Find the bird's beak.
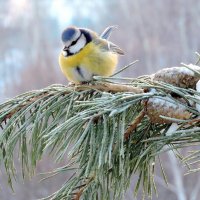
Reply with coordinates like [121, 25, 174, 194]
[63, 46, 68, 51]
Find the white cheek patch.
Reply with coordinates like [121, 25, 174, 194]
[69, 34, 86, 54]
[63, 30, 81, 46]
[73, 30, 81, 41]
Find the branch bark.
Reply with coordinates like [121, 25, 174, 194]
[74, 82, 144, 93]
[124, 109, 146, 140]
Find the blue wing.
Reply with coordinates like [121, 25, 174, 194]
[100, 25, 118, 40]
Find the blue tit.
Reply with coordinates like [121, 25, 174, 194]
[59, 25, 124, 83]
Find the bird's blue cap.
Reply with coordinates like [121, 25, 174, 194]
[61, 27, 76, 42]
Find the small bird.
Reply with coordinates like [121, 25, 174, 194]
[59, 25, 124, 83]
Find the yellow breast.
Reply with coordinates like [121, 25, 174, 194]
[59, 42, 118, 83]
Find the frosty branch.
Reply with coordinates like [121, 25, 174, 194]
[0, 62, 200, 200]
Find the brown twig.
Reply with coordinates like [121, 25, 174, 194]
[73, 176, 94, 200]
[75, 82, 144, 93]
[124, 109, 146, 140]
[185, 118, 200, 125]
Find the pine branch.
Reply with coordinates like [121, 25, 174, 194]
[1, 82, 142, 122]
[124, 109, 146, 140]
[0, 62, 200, 199]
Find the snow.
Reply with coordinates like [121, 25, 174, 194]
[195, 80, 200, 113]
[196, 80, 200, 92]
[179, 64, 200, 76]
[149, 88, 157, 94]
[148, 96, 186, 110]
[166, 123, 179, 136]
[158, 64, 200, 77]
[196, 101, 200, 113]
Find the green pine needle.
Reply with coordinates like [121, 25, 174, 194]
[0, 74, 200, 200]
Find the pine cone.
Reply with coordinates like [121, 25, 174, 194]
[152, 64, 200, 89]
[146, 97, 191, 124]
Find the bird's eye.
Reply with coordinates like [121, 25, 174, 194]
[71, 40, 77, 46]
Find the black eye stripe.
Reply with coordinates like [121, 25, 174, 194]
[69, 29, 92, 47]
[70, 33, 82, 47]
[71, 40, 77, 46]
[65, 32, 88, 57]
[67, 50, 73, 56]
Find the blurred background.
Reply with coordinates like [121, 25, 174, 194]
[0, 0, 200, 199]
